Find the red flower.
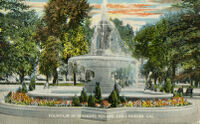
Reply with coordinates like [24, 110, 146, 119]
[101, 100, 109, 107]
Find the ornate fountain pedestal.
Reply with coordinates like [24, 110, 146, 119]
[70, 56, 136, 94]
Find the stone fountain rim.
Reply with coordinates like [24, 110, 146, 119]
[69, 55, 137, 62]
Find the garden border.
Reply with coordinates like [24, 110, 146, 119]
[0, 96, 198, 122]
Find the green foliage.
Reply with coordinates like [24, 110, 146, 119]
[29, 77, 35, 91]
[175, 0, 200, 15]
[88, 94, 96, 107]
[43, 0, 90, 36]
[114, 83, 120, 97]
[72, 95, 80, 106]
[13, 33, 38, 84]
[0, 27, 14, 77]
[153, 84, 158, 89]
[0, 0, 29, 12]
[111, 18, 134, 54]
[109, 90, 120, 107]
[39, 36, 60, 78]
[36, 0, 90, 45]
[159, 86, 164, 92]
[94, 82, 102, 103]
[35, 0, 90, 85]
[83, 18, 94, 45]
[79, 89, 88, 103]
[164, 78, 172, 93]
[134, 0, 200, 84]
[21, 83, 27, 93]
[119, 96, 127, 103]
[173, 91, 183, 97]
[0, 0, 39, 82]
[5, 91, 12, 103]
[62, 26, 88, 59]
[35, 0, 91, 86]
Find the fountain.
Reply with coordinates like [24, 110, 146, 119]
[0, 1, 198, 123]
[27, 0, 172, 100]
[68, 0, 137, 95]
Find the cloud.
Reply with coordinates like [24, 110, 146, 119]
[147, 0, 180, 3]
[91, 3, 153, 9]
[26, 1, 170, 31]
[108, 9, 153, 13]
[25, 2, 46, 8]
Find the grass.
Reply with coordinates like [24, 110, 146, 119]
[0, 82, 83, 86]
[50, 83, 83, 86]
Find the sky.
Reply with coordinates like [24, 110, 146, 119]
[26, 0, 180, 31]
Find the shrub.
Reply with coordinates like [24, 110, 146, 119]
[22, 83, 27, 93]
[5, 91, 12, 103]
[109, 90, 120, 107]
[29, 77, 36, 91]
[114, 83, 120, 97]
[173, 91, 183, 97]
[72, 95, 80, 106]
[153, 84, 158, 92]
[119, 96, 127, 103]
[79, 89, 88, 103]
[160, 86, 164, 92]
[88, 94, 95, 107]
[164, 78, 172, 93]
[94, 82, 102, 103]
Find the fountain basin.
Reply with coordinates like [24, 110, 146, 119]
[0, 98, 198, 124]
[27, 86, 173, 100]
[69, 55, 136, 94]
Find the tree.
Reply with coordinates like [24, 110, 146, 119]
[79, 89, 88, 103]
[94, 82, 102, 103]
[0, 0, 29, 78]
[88, 94, 95, 107]
[111, 18, 135, 53]
[0, 27, 14, 77]
[62, 25, 89, 60]
[62, 26, 89, 85]
[72, 95, 80, 106]
[29, 77, 35, 91]
[0, 0, 28, 12]
[0, 0, 39, 84]
[134, 0, 200, 87]
[108, 90, 120, 107]
[43, 0, 90, 37]
[36, 0, 90, 85]
[134, 19, 169, 85]
[39, 36, 60, 88]
[13, 34, 38, 84]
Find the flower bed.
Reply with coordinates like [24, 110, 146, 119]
[5, 92, 190, 108]
[5, 92, 72, 106]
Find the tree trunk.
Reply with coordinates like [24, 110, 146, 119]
[29, 61, 37, 88]
[53, 69, 58, 85]
[195, 80, 199, 88]
[44, 75, 49, 88]
[19, 71, 25, 84]
[190, 80, 193, 86]
[73, 72, 76, 86]
[154, 77, 157, 85]
[172, 65, 176, 83]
